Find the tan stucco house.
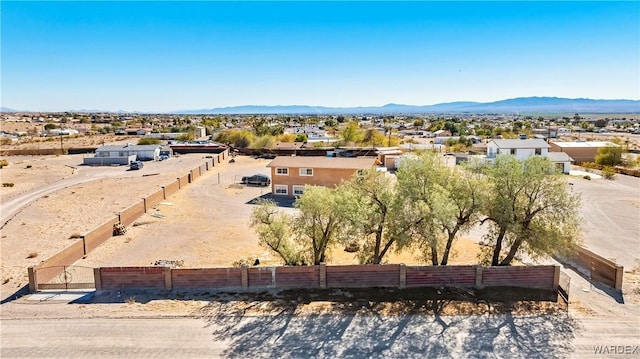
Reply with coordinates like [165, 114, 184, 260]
[266, 156, 379, 196]
[549, 141, 618, 164]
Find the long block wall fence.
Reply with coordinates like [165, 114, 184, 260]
[94, 264, 561, 292]
[28, 150, 229, 292]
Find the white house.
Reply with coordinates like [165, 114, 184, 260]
[487, 139, 550, 161]
[486, 139, 571, 174]
[83, 143, 161, 166]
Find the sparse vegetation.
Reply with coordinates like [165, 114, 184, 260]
[26, 252, 38, 258]
[69, 232, 82, 239]
[137, 137, 161, 145]
[601, 166, 616, 180]
[2, 183, 15, 187]
[0, 159, 8, 168]
[125, 296, 137, 304]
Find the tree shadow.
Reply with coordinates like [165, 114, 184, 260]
[189, 288, 574, 359]
[246, 193, 296, 208]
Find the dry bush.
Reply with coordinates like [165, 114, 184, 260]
[125, 296, 136, 304]
[26, 252, 38, 258]
[69, 232, 82, 239]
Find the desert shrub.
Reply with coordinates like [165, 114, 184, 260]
[602, 166, 616, 180]
[2, 183, 14, 187]
[69, 232, 82, 239]
[595, 145, 623, 166]
[137, 137, 161, 145]
[583, 175, 591, 180]
[0, 138, 12, 146]
[26, 252, 38, 258]
[0, 159, 8, 168]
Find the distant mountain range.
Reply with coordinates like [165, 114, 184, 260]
[176, 97, 640, 115]
[2, 97, 639, 115]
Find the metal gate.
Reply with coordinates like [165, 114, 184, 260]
[35, 266, 95, 290]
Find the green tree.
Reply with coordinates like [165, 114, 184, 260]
[481, 156, 582, 266]
[176, 132, 195, 142]
[292, 186, 352, 264]
[215, 129, 254, 148]
[340, 121, 362, 145]
[294, 133, 308, 143]
[595, 145, 623, 166]
[339, 171, 412, 264]
[250, 200, 306, 265]
[397, 153, 486, 265]
[253, 135, 275, 149]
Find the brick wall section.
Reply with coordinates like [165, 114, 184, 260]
[144, 189, 165, 211]
[99, 267, 166, 289]
[172, 268, 242, 289]
[481, 266, 556, 289]
[275, 266, 320, 288]
[406, 265, 476, 287]
[247, 267, 277, 288]
[326, 264, 400, 288]
[95, 264, 560, 292]
[84, 216, 120, 252]
[119, 201, 145, 227]
[163, 181, 180, 198]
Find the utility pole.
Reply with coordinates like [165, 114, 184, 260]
[60, 133, 64, 154]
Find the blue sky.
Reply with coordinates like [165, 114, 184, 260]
[2, 1, 639, 112]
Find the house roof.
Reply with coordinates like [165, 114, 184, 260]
[547, 152, 573, 162]
[489, 139, 550, 149]
[267, 156, 378, 169]
[550, 141, 618, 148]
[96, 144, 161, 152]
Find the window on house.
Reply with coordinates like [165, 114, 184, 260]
[299, 168, 313, 176]
[276, 168, 289, 175]
[535, 148, 542, 155]
[293, 185, 305, 196]
[274, 185, 288, 195]
[510, 149, 516, 155]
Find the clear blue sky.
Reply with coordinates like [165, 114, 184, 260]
[2, 1, 639, 112]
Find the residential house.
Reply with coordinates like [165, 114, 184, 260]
[549, 141, 619, 164]
[266, 157, 379, 196]
[83, 143, 162, 166]
[486, 138, 572, 174]
[486, 139, 550, 161]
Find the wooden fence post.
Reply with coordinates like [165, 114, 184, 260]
[615, 265, 624, 291]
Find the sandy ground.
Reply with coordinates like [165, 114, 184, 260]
[1, 133, 639, 320]
[73, 155, 482, 269]
[0, 152, 214, 299]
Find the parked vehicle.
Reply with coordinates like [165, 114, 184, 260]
[130, 160, 144, 170]
[241, 174, 271, 186]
